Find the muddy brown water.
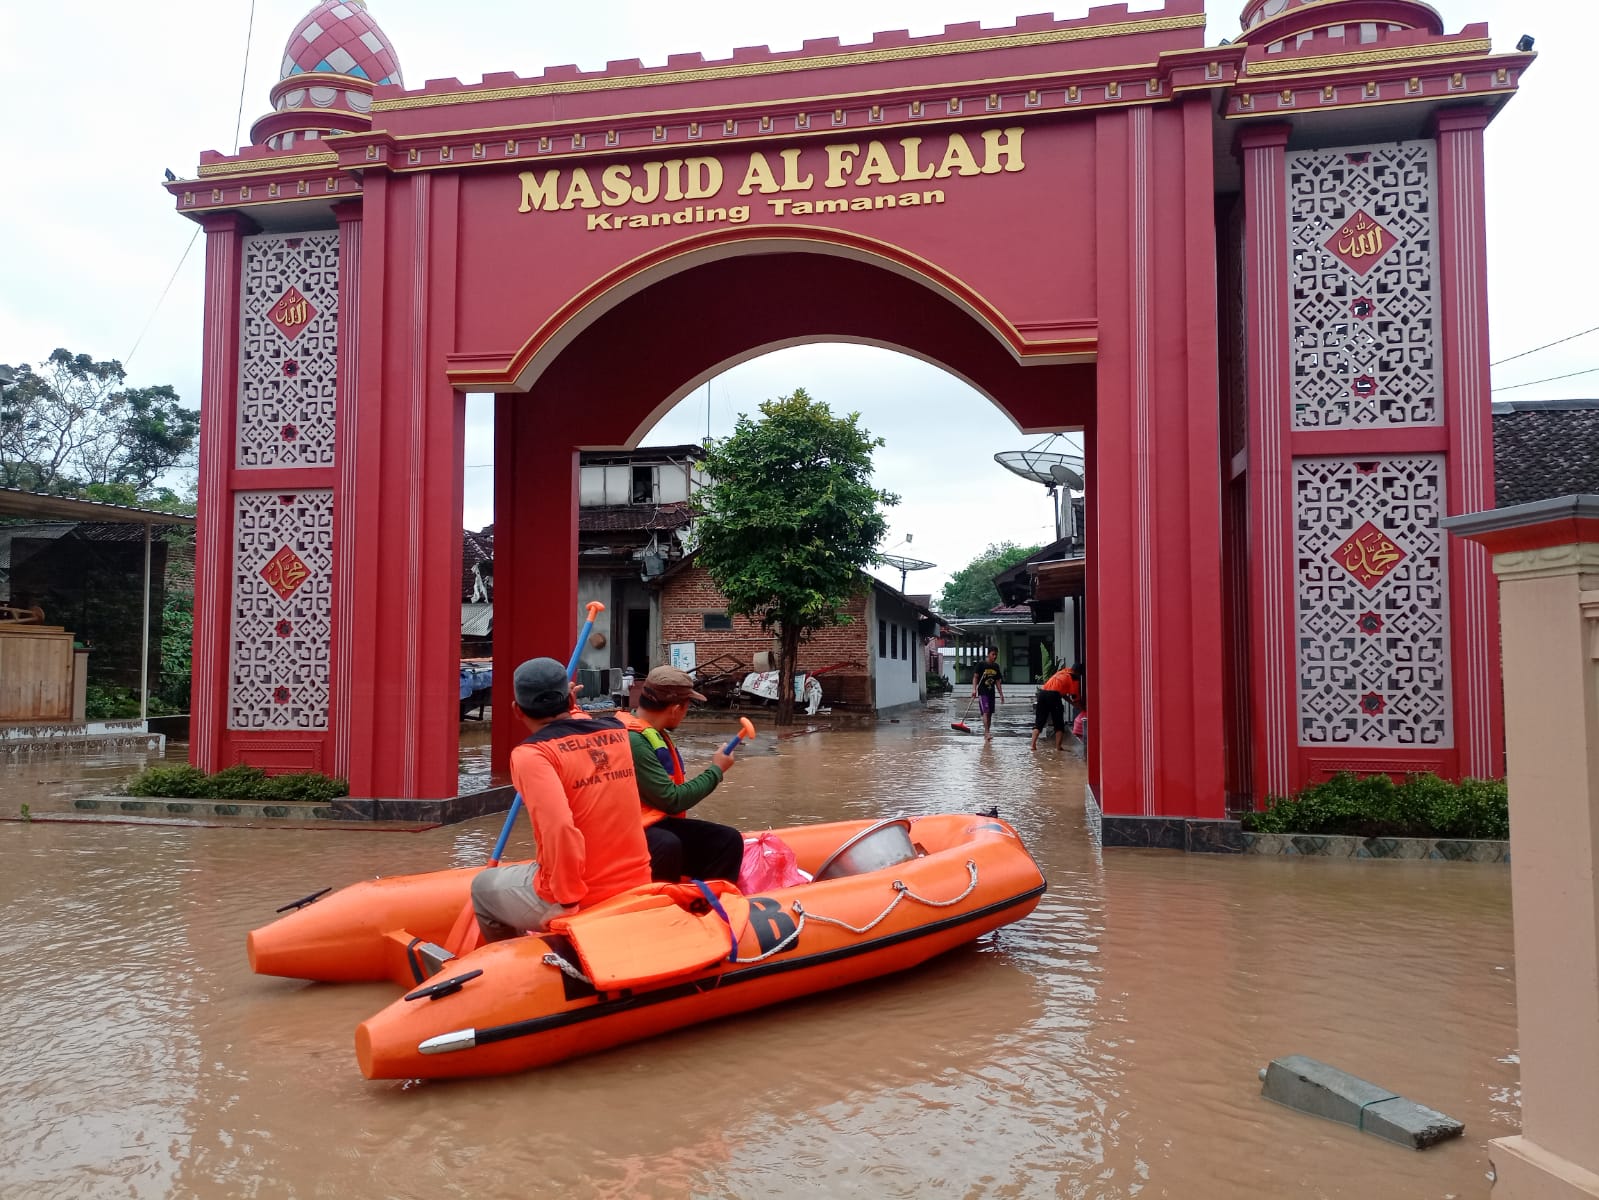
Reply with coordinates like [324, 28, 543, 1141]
[1, 699, 1516, 1198]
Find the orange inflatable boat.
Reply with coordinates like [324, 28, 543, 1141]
[247, 813, 1045, 1079]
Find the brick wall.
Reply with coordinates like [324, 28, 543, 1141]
[659, 564, 871, 707]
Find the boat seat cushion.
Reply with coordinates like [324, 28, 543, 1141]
[550, 881, 751, 991]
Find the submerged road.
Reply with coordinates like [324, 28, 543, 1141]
[0, 695, 1515, 1198]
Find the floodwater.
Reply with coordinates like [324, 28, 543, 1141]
[1, 699, 1517, 1199]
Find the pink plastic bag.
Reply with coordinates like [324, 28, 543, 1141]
[738, 833, 810, 893]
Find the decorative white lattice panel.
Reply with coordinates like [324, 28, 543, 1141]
[1294, 455, 1451, 747]
[237, 232, 340, 467]
[1287, 141, 1439, 428]
[228, 490, 334, 730]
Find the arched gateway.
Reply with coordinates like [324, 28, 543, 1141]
[171, 0, 1526, 828]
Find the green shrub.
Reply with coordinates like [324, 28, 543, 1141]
[125, 764, 210, 798]
[206, 764, 270, 800]
[122, 764, 350, 802]
[85, 684, 142, 720]
[259, 772, 349, 802]
[1242, 772, 1508, 840]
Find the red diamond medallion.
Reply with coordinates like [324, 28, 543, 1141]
[261, 544, 312, 599]
[267, 286, 316, 340]
[1324, 208, 1397, 276]
[1333, 521, 1406, 589]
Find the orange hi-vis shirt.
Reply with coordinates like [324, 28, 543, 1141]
[1041, 668, 1078, 698]
[509, 713, 651, 909]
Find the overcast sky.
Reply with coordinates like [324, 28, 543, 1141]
[2, 0, 1593, 600]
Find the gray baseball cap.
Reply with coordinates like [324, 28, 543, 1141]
[513, 657, 570, 718]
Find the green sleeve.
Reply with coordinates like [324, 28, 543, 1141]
[628, 730, 723, 815]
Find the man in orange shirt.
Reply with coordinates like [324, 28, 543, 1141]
[470, 657, 652, 943]
[1031, 664, 1078, 752]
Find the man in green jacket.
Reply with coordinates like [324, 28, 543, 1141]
[622, 666, 745, 883]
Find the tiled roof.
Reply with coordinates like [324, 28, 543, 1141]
[1493, 401, 1599, 508]
[461, 527, 493, 600]
[578, 502, 693, 533]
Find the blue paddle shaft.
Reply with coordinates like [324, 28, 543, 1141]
[489, 611, 598, 865]
[722, 733, 743, 754]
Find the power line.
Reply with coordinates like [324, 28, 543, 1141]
[124, 231, 200, 365]
[231, 0, 259, 150]
[1491, 365, 1599, 393]
[126, 0, 257, 367]
[1491, 324, 1599, 367]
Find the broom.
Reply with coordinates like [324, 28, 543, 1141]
[951, 694, 977, 734]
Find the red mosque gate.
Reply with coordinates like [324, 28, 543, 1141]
[172, 0, 1526, 829]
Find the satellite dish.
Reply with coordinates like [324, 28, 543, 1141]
[877, 552, 936, 592]
[1048, 461, 1084, 490]
[994, 449, 1085, 487]
[996, 446, 1085, 543]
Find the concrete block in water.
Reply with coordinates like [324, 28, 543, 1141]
[1258, 1055, 1465, 1150]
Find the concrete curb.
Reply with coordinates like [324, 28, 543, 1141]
[1259, 1055, 1465, 1150]
[1241, 831, 1509, 863]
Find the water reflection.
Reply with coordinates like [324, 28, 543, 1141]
[0, 698, 1517, 1198]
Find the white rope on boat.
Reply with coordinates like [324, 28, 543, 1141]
[738, 859, 981, 960]
[543, 951, 591, 986]
[540, 861, 982, 976]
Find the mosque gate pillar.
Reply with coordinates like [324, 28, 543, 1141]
[189, 215, 344, 777]
[1091, 98, 1228, 820]
[340, 171, 467, 801]
[490, 399, 580, 776]
[1434, 106, 1505, 781]
[189, 211, 252, 773]
[1240, 116, 1492, 801]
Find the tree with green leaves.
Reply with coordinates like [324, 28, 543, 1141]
[937, 542, 1040, 616]
[694, 388, 898, 725]
[0, 348, 199, 498]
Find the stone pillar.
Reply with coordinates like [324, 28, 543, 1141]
[1446, 496, 1599, 1200]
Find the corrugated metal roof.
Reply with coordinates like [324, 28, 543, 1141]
[0, 487, 195, 525]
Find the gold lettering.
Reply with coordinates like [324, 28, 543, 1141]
[854, 140, 900, 186]
[815, 198, 848, 213]
[1336, 212, 1385, 259]
[849, 196, 873, 211]
[898, 137, 936, 181]
[778, 148, 813, 191]
[562, 167, 600, 210]
[981, 126, 1025, 174]
[270, 295, 309, 327]
[824, 143, 860, 188]
[738, 152, 781, 196]
[769, 198, 793, 216]
[935, 134, 982, 178]
[518, 169, 562, 212]
[663, 160, 685, 203]
[600, 164, 633, 206]
[790, 200, 814, 215]
[1338, 527, 1401, 582]
[684, 157, 722, 200]
[630, 162, 662, 204]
